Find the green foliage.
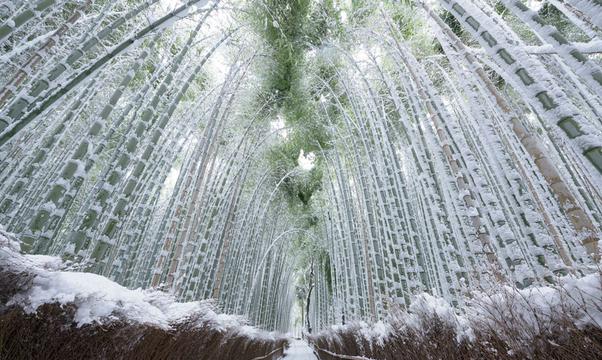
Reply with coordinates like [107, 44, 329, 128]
[491, 1, 585, 45]
[538, 3, 588, 42]
[129, 60, 155, 89]
[492, 2, 538, 45]
[439, 10, 465, 40]
[266, 132, 323, 209]
[373, 2, 441, 57]
[182, 71, 208, 102]
[390, 3, 419, 40]
[304, 0, 347, 46]
[246, 0, 343, 213]
[247, 0, 312, 99]
[348, 0, 378, 26]
[494, 1, 508, 16]
[247, 0, 344, 100]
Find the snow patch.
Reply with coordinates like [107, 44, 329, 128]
[298, 149, 316, 171]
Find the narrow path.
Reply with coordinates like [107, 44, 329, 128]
[281, 339, 318, 360]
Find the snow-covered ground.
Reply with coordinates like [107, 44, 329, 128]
[281, 339, 318, 360]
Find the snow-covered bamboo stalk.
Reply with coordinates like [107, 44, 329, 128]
[0, 0, 91, 107]
[0, 0, 58, 42]
[499, 0, 602, 98]
[423, 3, 589, 266]
[437, 0, 601, 258]
[0, 0, 216, 146]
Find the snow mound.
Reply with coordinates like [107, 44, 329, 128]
[0, 227, 266, 334]
[407, 293, 475, 342]
[318, 272, 602, 346]
[467, 274, 602, 335]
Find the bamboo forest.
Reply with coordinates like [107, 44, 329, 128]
[0, 0, 601, 359]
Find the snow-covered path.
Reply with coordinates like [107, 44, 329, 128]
[281, 339, 318, 360]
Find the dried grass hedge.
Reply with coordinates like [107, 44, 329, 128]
[0, 268, 287, 360]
